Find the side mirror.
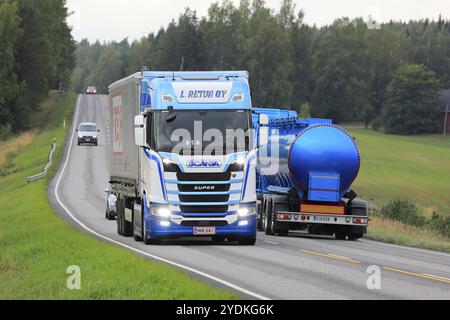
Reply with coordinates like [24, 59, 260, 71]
[134, 115, 146, 147]
[75, 129, 78, 132]
[105, 188, 109, 193]
[98, 129, 100, 132]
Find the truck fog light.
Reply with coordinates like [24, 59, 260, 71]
[157, 208, 171, 218]
[238, 220, 249, 226]
[160, 221, 171, 227]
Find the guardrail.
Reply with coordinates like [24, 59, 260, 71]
[27, 138, 56, 183]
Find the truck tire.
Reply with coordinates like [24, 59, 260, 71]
[347, 199, 368, 241]
[335, 231, 347, 240]
[348, 233, 363, 241]
[256, 201, 264, 232]
[238, 237, 256, 246]
[133, 203, 143, 242]
[272, 202, 290, 236]
[263, 198, 274, 235]
[117, 198, 132, 237]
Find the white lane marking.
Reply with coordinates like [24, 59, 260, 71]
[54, 96, 270, 301]
[264, 241, 279, 245]
[422, 274, 450, 281]
[361, 239, 450, 258]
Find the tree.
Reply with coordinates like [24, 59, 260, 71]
[311, 18, 373, 123]
[382, 64, 441, 135]
[0, 1, 22, 136]
[244, 3, 293, 107]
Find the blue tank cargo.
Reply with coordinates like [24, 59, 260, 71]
[253, 108, 368, 241]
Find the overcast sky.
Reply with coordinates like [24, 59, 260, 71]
[66, 0, 450, 43]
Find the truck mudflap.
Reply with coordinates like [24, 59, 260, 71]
[275, 212, 368, 227]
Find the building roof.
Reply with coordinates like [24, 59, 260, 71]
[439, 89, 450, 112]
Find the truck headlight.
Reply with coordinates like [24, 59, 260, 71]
[154, 207, 171, 218]
[238, 206, 256, 217]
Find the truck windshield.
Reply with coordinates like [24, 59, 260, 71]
[149, 110, 252, 155]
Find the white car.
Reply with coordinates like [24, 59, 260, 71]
[77, 122, 99, 146]
[105, 186, 117, 220]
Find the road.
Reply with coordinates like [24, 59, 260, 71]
[49, 94, 450, 300]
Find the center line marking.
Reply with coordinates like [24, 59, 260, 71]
[383, 267, 450, 284]
[301, 250, 361, 264]
[422, 274, 450, 281]
[264, 241, 279, 245]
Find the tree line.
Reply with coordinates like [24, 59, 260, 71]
[0, 0, 75, 138]
[73, 0, 450, 134]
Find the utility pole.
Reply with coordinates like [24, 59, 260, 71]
[444, 103, 449, 136]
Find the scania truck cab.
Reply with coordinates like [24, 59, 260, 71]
[108, 71, 267, 245]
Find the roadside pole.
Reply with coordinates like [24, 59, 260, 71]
[444, 104, 449, 136]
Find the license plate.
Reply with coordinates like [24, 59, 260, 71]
[85, 139, 90, 141]
[313, 216, 332, 222]
[193, 227, 216, 235]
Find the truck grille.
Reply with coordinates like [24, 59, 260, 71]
[180, 205, 229, 214]
[181, 221, 228, 227]
[177, 171, 231, 182]
[179, 194, 229, 203]
[166, 162, 244, 216]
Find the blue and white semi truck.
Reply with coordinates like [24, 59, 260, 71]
[253, 108, 369, 240]
[108, 71, 268, 245]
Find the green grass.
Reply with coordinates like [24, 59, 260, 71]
[367, 215, 450, 253]
[346, 126, 450, 217]
[0, 92, 237, 300]
[343, 125, 450, 252]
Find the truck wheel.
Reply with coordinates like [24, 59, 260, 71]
[238, 237, 256, 246]
[256, 202, 263, 232]
[263, 200, 274, 235]
[272, 202, 290, 236]
[117, 198, 132, 237]
[347, 233, 363, 241]
[335, 231, 347, 240]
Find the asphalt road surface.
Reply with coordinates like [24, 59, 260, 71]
[49, 94, 450, 300]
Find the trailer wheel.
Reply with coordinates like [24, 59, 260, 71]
[347, 233, 363, 241]
[272, 202, 290, 236]
[335, 231, 347, 240]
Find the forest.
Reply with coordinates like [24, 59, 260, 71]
[0, 0, 75, 137]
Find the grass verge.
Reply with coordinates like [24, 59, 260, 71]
[367, 216, 450, 253]
[345, 126, 450, 252]
[0, 92, 237, 299]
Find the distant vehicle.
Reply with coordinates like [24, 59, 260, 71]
[86, 86, 97, 94]
[105, 186, 117, 220]
[76, 122, 99, 146]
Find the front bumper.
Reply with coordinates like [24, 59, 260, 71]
[78, 137, 97, 144]
[146, 215, 257, 239]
